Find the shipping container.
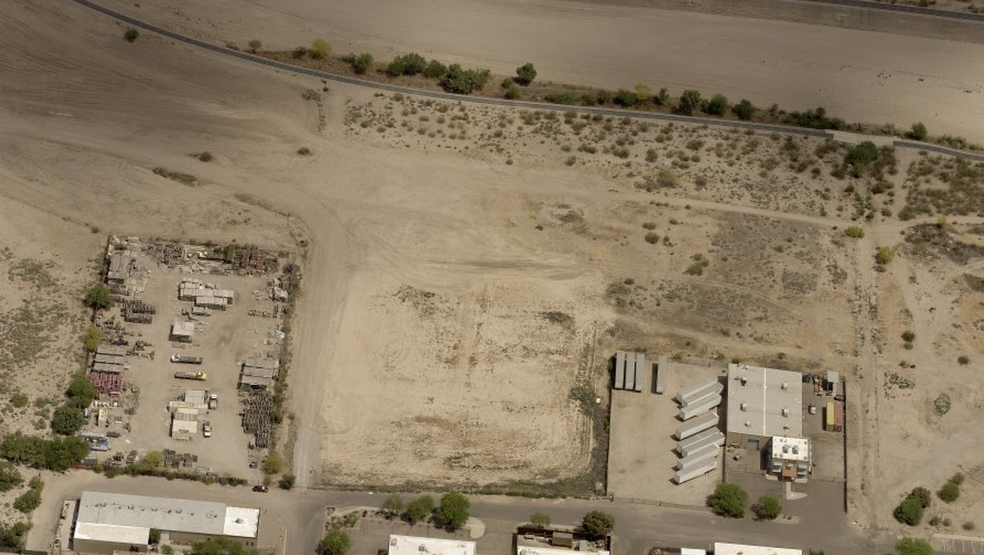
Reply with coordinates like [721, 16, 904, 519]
[675, 411, 718, 440]
[675, 428, 722, 455]
[678, 394, 722, 420]
[633, 352, 646, 392]
[673, 460, 718, 484]
[655, 356, 667, 394]
[676, 445, 719, 471]
[825, 401, 835, 431]
[678, 431, 725, 458]
[614, 351, 626, 390]
[676, 376, 721, 405]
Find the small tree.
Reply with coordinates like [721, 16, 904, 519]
[247, 40, 262, 53]
[844, 226, 865, 238]
[704, 93, 729, 116]
[709, 482, 747, 518]
[504, 84, 520, 100]
[733, 99, 756, 121]
[530, 511, 550, 528]
[654, 87, 670, 106]
[135, 451, 163, 473]
[515, 63, 537, 86]
[310, 39, 331, 59]
[398, 53, 427, 75]
[263, 452, 284, 474]
[908, 122, 928, 141]
[278, 474, 295, 490]
[581, 511, 615, 537]
[381, 494, 404, 517]
[124, 28, 139, 42]
[51, 405, 85, 435]
[0, 462, 22, 492]
[939, 481, 959, 503]
[437, 492, 470, 530]
[754, 496, 782, 520]
[84, 284, 113, 310]
[612, 89, 637, 107]
[321, 530, 350, 555]
[67, 374, 98, 407]
[902, 330, 916, 343]
[896, 537, 933, 555]
[846, 141, 880, 176]
[149, 528, 162, 544]
[635, 84, 652, 104]
[423, 60, 448, 79]
[894, 497, 924, 526]
[386, 57, 406, 77]
[351, 53, 374, 74]
[13, 489, 41, 513]
[404, 495, 434, 524]
[677, 90, 703, 115]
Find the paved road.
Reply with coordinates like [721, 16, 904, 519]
[65, 0, 984, 163]
[797, 0, 984, 22]
[33, 472, 890, 555]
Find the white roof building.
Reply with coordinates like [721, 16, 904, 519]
[388, 535, 476, 555]
[714, 543, 802, 555]
[725, 363, 802, 440]
[771, 436, 810, 463]
[518, 546, 611, 555]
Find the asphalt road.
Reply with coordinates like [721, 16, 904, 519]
[796, 0, 984, 22]
[64, 0, 984, 164]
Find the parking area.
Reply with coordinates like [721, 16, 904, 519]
[607, 359, 725, 505]
[83, 238, 292, 480]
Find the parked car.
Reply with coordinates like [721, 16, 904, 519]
[252, 485, 268, 493]
[202, 421, 212, 438]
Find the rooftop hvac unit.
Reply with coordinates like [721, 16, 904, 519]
[740, 377, 748, 386]
[740, 403, 748, 411]
[782, 408, 789, 417]
[781, 382, 789, 390]
[744, 421, 751, 428]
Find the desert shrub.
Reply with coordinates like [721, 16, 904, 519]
[0, 462, 22, 492]
[704, 93, 729, 116]
[396, 53, 427, 75]
[908, 122, 928, 141]
[291, 46, 307, 59]
[321, 530, 350, 555]
[13, 488, 41, 513]
[382, 494, 404, 516]
[149, 528, 161, 544]
[612, 89, 637, 107]
[197, 151, 213, 162]
[709, 482, 747, 518]
[84, 283, 113, 310]
[846, 141, 880, 176]
[876, 246, 894, 265]
[909, 487, 932, 508]
[896, 537, 933, 555]
[844, 226, 865, 238]
[439, 64, 490, 94]
[385, 57, 406, 77]
[677, 89, 703, 115]
[965, 521, 976, 530]
[515, 63, 537, 85]
[733, 99, 756, 121]
[309, 39, 331, 59]
[754, 496, 782, 520]
[635, 84, 652, 104]
[191, 537, 262, 555]
[645, 233, 659, 244]
[902, 330, 916, 343]
[437, 492, 470, 530]
[278, 474, 295, 490]
[784, 106, 846, 130]
[297, 147, 311, 155]
[423, 60, 448, 78]
[951, 473, 965, 485]
[530, 512, 550, 528]
[247, 40, 261, 53]
[9, 393, 28, 409]
[654, 87, 670, 106]
[939, 481, 959, 503]
[404, 495, 434, 524]
[51, 404, 85, 435]
[124, 28, 139, 42]
[958, 355, 970, 365]
[581, 511, 615, 536]
[0, 522, 31, 549]
[894, 497, 924, 526]
[545, 91, 579, 105]
[657, 168, 679, 188]
[350, 53, 373, 74]
[504, 85, 520, 100]
[263, 452, 284, 474]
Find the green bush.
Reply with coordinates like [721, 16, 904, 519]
[437, 491, 470, 530]
[908, 122, 928, 141]
[709, 482, 747, 518]
[902, 330, 916, 343]
[504, 84, 520, 100]
[190, 537, 262, 555]
[13, 489, 41, 513]
[0, 433, 89, 471]
[677, 90, 703, 115]
[350, 53, 374, 74]
[67, 374, 97, 408]
[635, 84, 652, 104]
[51, 404, 85, 435]
[9, 392, 28, 409]
[84, 283, 113, 310]
[545, 91, 578, 105]
[704, 93, 729, 116]
[909, 487, 932, 508]
[385, 57, 406, 77]
[612, 89, 637, 107]
[0, 462, 22, 492]
[846, 141, 880, 176]
[876, 246, 894, 265]
[278, 474, 295, 490]
[124, 28, 139, 42]
[0, 522, 31, 549]
[939, 481, 959, 503]
[754, 496, 782, 520]
[321, 530, 350, 555]
[844, 226, 865, 238]
[247, 40, 261, 53]
[397, 53, 427, 75]
[515, 62, 537, 85]
[896, 537, 933, 555]
[403, 495, 434, 524]
[423, 60, 448, 79]
[309, 39, 331, 59]
[530, 511, 550, 528]
[733, 99, 756, 121]
[581, 511, 615, 537]
[654, 87, 670, 106]
[263, 452, 283, 474]
[381, 494, 404, 516]
[149, 528, 162, 544]
[894, 497, 924, 526]
[439, 64, 490, 94]
[784, 106, 846, 130]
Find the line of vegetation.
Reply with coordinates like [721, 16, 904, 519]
[252, 45, 982, 153]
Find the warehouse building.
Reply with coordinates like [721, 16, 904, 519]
[388, 535, 476, 555]
[714, 543, 802, 555]
[71, 491, 259, 554]
[725, 363, 803, 450]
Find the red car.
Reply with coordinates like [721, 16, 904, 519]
[252, 485, 268, 493]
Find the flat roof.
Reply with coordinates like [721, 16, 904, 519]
[725, 363, 802, 438]
[388, 535, 476, 555]
[714, 543, 802, 555]
[771, 436, 810, 462]
[75, 491, 258, 539]
[518, 547, 610, 555]
[73, 522, 149, 546]
[171, 321, 195, 336]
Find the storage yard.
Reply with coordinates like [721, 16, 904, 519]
[81, 237, 297, 479]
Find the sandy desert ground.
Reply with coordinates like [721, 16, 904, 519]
[93, 0, 984, 144]
[4, 0, 984, 541]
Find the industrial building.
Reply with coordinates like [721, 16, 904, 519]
[517, 545, 611, 555]
[725, 363, 803, 449]
[388, 535, 476, 555]
[768, 436, 811, 482]
[714, 543, 802, 555]
[71, 491, 259, 554]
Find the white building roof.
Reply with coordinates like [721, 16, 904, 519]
[171, 321, 195, 337]
[222, 506, 260, 538]
[725, 363, 802, 438]
[73, 522, 149, 545]
[714, 543, 802, 555]
[389, 535, 476, 555]
[518, 547, 610, 555]
[771, 436, 810, 463]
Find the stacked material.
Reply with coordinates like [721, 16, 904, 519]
[612, 351, 647, 392]
[673, 375, 724, 484]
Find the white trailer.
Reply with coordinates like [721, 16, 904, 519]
[655, 356, 667, 394]
[678, 394, 722, 420]
[632, 352, 646, 393]
[675, 444, 720, 471]
[675, 428, 722, 455]
[677, 379, 723, 406]
[678, 431, 725, 458]
[675, 411, 718, 440]
[614, 351, 626, 390]
[673, 460, 718, 485]
[624, 353, 636, 391]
